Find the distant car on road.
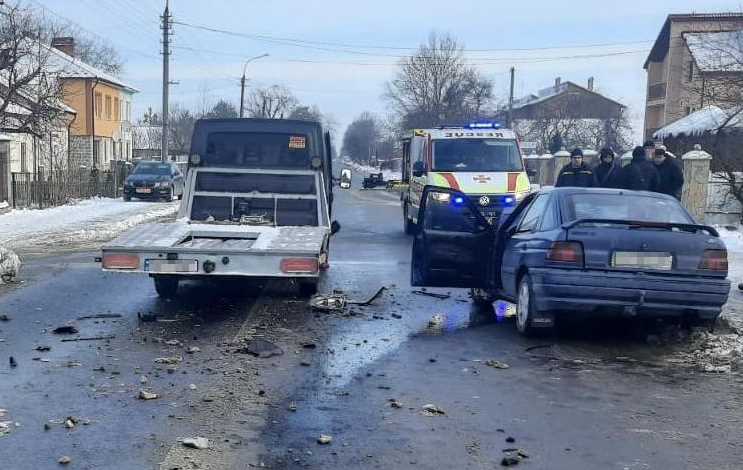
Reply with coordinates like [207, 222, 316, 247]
[123, 161, 184, 202]
[340, 168, 352, 189]
[362, 172, 386, 189]
[411, 187, 730, 335]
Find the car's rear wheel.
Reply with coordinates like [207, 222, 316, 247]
[153, 276, 179, 299]
[517, 274, 539, 336]
[470, 288, 496, 306]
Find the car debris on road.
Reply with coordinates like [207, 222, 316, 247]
[182, 437, 210, 449]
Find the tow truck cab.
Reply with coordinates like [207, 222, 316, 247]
[401, 122, 531, 234]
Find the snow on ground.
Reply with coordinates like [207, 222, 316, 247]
[346, 161, 402, 181]
[0, 198, 179, 253]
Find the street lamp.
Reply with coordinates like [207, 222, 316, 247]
[240, 53, 269, 118]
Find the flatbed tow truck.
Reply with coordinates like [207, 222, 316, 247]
[99, 118, 339, 298]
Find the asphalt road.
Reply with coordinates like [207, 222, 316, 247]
[1, 183, 743, 469]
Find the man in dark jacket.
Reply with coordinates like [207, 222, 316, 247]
[653, 148, 684, 199]
[555, 148, 595, 187]
[594, 147, 621, 188]
[619, 146, 660, 191]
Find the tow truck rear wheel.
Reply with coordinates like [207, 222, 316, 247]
[153, 276, 179, 299]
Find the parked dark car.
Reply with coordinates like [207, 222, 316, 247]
[123, 161, 185, 201]
[411, 187, 730, 335]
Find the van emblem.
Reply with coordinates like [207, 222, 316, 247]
[479, 196, 491, 206]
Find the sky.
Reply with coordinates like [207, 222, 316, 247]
[29, 0, 742, 142]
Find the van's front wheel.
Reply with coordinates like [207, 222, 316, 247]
[153, 276, 179, 299]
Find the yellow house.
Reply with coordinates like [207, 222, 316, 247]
[48, 37, 139, 170]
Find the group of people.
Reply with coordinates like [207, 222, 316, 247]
[554, 141, 684, 199]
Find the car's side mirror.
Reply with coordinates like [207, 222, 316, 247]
[412, 161, 426, 177]
[331, 220, 341, 235]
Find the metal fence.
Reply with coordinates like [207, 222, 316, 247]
[11, 162, 132, 209]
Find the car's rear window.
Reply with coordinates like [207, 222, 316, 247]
[564, 194, 693, 224]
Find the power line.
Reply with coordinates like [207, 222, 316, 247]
[170, 45, 648, 66]
[173, 19, 652, 53]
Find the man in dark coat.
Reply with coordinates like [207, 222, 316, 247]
[653, 148, 684, 199]
[594, 147, 621, 188]
[619, 146, 660, 191]
[555, 148, 595, 187]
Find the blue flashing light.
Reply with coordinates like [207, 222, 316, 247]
[453, 196, 465, 205]
[465, 121, 501, 130]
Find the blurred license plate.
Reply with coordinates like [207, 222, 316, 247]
[145, 259, 198, 273]
[612, 252, 672, 270]
[136, 188, 152, 194]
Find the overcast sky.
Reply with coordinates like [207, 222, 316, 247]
[31, 0, 740, 141]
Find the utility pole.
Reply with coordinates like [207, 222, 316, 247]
[160, 0, 171, 161]
[239, 53, 269, 118]
[507, 66, 515, 128]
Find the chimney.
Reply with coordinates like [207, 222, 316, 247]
[554, 77, 562, 90]
[52, 37, 75, 56]
[587, 77, 595, 91]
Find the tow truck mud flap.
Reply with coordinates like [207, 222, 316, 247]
[145, 259, 199, 273]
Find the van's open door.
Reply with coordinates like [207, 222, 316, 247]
[411, 187, 495, 288]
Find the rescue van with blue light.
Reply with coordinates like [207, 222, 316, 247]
[400, 122, 531, 234]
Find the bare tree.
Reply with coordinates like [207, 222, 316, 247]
[0, 5, 69, 138]
[342, 112, 390, 164]
[204, 99, 238, 119]
[245, 85, 298, 119]
[385, 32, 494, 129]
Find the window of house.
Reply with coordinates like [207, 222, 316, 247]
[105, 96, 112, 120]
[95, 92, 103, 118]
[20, 142, 27, 173]
[114, 98, 120, 121]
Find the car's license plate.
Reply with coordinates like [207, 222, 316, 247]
[145, 259, 198, 273]
[612, 252, 673, 270]
[136, 188, 152, 194]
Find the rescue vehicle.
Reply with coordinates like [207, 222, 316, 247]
[400, 122, 531, 233]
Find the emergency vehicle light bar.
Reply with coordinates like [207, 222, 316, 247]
[465, 121, 501, 129]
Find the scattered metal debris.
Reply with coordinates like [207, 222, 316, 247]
[485, 360, 510, 369]
[76, 314, 123, 320]
[60, 335, 115, 342]
[412, 290, 450, 300]
[52, 326, 79, 335]
[421, 404, 446, 416]
[317, 434, 333, 445]
[154, 356, 182, 365]
[138, 390, 159, 400]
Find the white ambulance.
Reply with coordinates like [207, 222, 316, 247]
[401, 122, 531, 233]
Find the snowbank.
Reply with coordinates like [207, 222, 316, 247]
[654, 105, 743, 139]
[0, 197, 178, 252]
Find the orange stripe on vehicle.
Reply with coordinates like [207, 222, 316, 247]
[507, 173, 519, 192]
[440, 173, 461, 191]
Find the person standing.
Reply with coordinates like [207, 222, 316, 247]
[644, 140, 656, 160]
[555, 148, 595, 187]
[619, 146, 660, 191]
[594, 147, 621, 188]
[653, 148, 684, 199]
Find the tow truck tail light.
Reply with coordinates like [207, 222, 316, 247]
[546, 241, 584, 265]
[280, 258, 319, 274]
[699, 249, 728, 272]
[102, 253, 140, 270]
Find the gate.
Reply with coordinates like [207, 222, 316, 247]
[0, 143, 9, 204]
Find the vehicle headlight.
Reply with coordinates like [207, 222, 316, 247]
[430, 192, 451, 204]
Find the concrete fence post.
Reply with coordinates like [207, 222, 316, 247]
[552, 148, 571, 184]
[681, 144, 712, 223]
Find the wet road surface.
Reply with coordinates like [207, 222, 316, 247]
[1, 183, 743, 469]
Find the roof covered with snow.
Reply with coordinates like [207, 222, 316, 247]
[653, 105, 743, 139]
[44, 43, 138, 93]
[685, 30, 743, 73]
[511, 81, 624, 110]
